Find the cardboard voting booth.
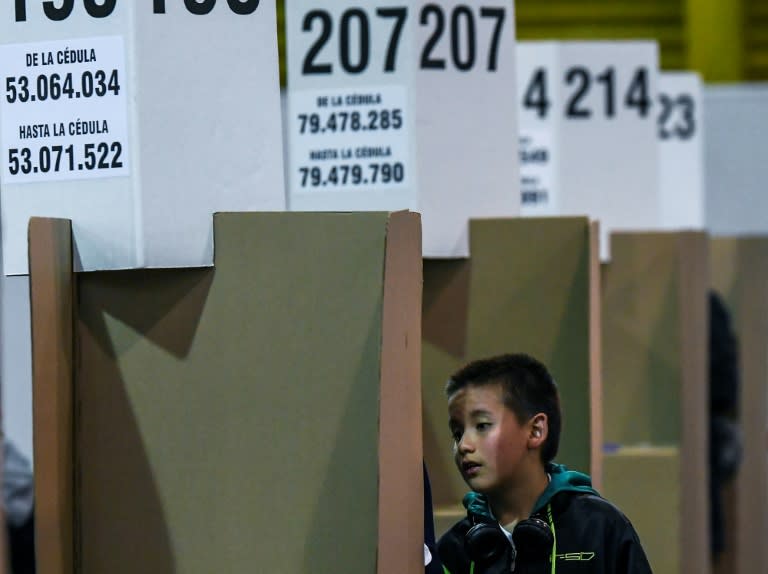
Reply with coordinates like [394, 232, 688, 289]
[0, 0, 287, 496]
[285, 0, 520, 257]
[710, 237, 768, 574]
[422, 217, 602, 535]
[30, 212, 423, 574]
[0, 3, 285, 274]
[601, 232, 709, 574]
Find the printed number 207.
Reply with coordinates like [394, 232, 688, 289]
[302, 4, 507, 75]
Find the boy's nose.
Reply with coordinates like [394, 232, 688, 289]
[457, 435, 475, 454]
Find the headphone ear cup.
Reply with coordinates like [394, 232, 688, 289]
[465, 522, 511, 565]
[512, 516, 554, 560]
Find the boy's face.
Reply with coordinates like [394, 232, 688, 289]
[448, 382, 534, 495]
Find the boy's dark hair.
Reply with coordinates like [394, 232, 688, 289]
[446, 353, 561, 463]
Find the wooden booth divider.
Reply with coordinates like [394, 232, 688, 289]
[601, 232, 709, 574]
[710, 237, 768, 574]
[29, 212, 423, 574]
[422, 217, 602, 536]
[29, 218, 75, 574]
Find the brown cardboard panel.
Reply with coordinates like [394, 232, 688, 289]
[72, 212, 411, 574]
[378, 211, 423, 574]
[603, 232, 710, 574]
[76, 267, 213, 359]
[711, 237, 768, 574]
[423, 259, 471, 358]
[422, 260, 473, 507]
[589, 221, 604, 491]
[423, 217, 595, 521]
[603, 448, 680, 574]
[602, 234, 682, 445]
[467, 219, 593, 471]
[422, 259, 472, 506]
[433, 507, 464, 540]
[28, 217, 75, 574]
[714, 481, 737, 574]
[76, 268, 213, 574]
[677, 233, 710, 574]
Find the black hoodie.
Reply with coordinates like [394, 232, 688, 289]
[437, 464, 653, 574]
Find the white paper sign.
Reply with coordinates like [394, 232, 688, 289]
[0, 2, 284, 274]
[517, 42, 559, 215]
[1, 36, 129, 185]
[658, 72, 704, 229]
[287, 4, 416, 212]
[286, 1, 519, 257]
[289, 86, 410, 195]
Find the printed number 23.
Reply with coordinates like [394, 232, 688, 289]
[658, 94, 695, 140]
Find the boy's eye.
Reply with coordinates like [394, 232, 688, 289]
[476, 422, 491, 432]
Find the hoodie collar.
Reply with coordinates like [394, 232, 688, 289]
[462, 463, 599, 519]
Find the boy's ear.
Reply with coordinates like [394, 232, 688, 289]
[528, 413, 548, 450]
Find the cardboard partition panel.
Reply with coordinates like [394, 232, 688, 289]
[710, 237, 768, 574]
[30, 212, 423, 574]
[603, 447, 679, 574]
[601, 232, 709, 574]
[28, 217, 74, 574]
[422, 217, 600, 535]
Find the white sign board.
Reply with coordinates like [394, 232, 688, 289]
[286, 1, 519, 257]
[286, 4, 416, 212]
[559, 42, 660, 259]
[413, 0, 518, 256]
[704, 85, 768, 234]
[657, 72, 704, 230]
[516, 41, 661, 259]
[0, 2, 284, 274]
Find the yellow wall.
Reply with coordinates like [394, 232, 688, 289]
[277, 0, 761, 84]
[517, 0, 758, 82]
[685, 0, 744, 81]
[517, 2, 687, 70]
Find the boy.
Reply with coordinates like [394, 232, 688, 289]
[437, 354, 652, 574]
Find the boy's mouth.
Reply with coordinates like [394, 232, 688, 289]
[462, 461, 482, 476]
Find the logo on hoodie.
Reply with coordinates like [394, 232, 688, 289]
[556, 552, 596, 561]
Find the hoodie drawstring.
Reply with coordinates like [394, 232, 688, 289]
[547, 503, 557, 574]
